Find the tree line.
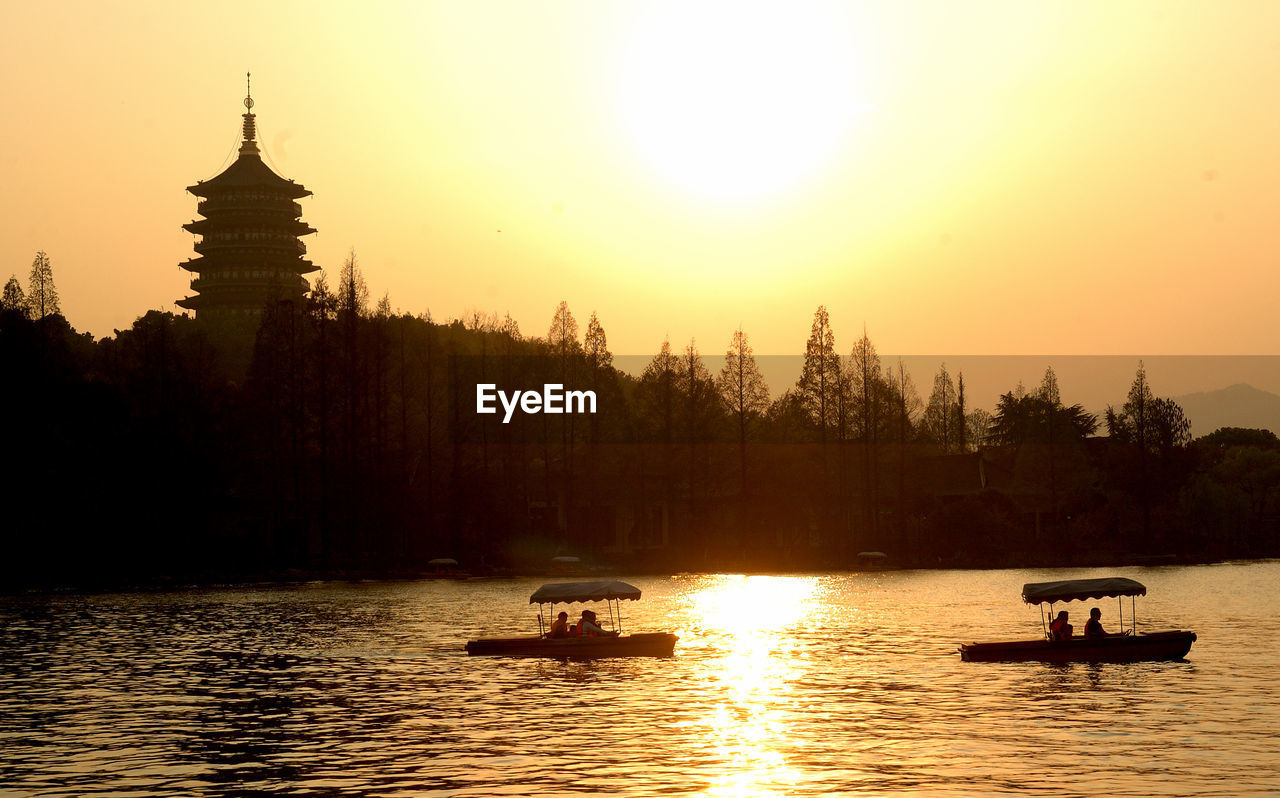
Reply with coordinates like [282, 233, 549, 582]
[2, 252, 1278, 587]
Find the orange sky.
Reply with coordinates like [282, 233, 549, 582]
[3, 1, 1279, 357]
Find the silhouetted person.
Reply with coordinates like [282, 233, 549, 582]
[1050, 610, 1073, 641]
[1084, 607, 1107, 638]
[574, 609, 617, 638]
[548, 611, 569, 638]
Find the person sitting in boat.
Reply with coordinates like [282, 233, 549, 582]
[1084, 607, 1107, 638]
[548, 611, 570, 638]
[1050, 610, 1073, 641]
[573, 609, 618, 638]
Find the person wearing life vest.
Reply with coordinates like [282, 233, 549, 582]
[548, 611, 570, 638]
[1049, 610, 1073, 641]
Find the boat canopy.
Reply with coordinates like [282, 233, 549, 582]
[530, 581, 642, 604]
[1022, 577, 1147, 605]
[428, 558, 458, 566]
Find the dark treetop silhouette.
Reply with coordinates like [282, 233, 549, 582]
[3, 287, 1278, 590]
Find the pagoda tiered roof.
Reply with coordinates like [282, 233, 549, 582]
[182, 217, 316, 236]
[186, 154, 311, 199]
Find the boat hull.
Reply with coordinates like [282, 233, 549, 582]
[465, 632, 678, 659]
[960, 630, 1196, 663]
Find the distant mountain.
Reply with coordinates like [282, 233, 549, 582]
[1172, 383, 1280, 438]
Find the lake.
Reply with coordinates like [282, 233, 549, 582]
[2, 562, 1277, 796]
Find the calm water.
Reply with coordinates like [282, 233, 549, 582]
[2, 563, 1277, 796]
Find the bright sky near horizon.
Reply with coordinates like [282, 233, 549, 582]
[3, 1, 1279, 356]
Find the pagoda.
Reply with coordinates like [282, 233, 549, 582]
[177, 75, 317, 318]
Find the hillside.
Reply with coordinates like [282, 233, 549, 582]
[1173, 383, 1280, 438]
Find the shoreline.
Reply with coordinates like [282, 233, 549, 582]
[6, 553, 1274, 596]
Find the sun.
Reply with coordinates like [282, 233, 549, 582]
[616, 2, 867, 204]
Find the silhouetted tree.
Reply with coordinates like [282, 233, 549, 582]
[989, 389, 1097, 447]
[638, 337, 678, 443]
[965, 408, 992, 450]
[583, 312, 610, 372]
[1105, 362, 1192, 538]
[717, 327, 769, 495]
[885, 358, 923, 515]
[1106, 363, 1190, 450]
[337, 250, 368, 553]
[547, 300, 580, 356]
[2, 276, 26, 316]
[798, 306, 840, 443]
[923, 363, 957, 451]
[850, 329, 884, 442]
[1040, 365, 1061, 404]
[338, 250, 369, 318]
[420, 309, 438, 544]
[987, 367, 1098, 536]
[27, 251, 60, 319]
[1196, 427, 1280, 450]
[677, 339, 717, 525]
[583, 311, 612, 446]
[308, 272, 338, 554]
[637, 337, 680, 547]
[543, 301, 581, 525]
[850, 328, 887, 539]
[885, 359, 922, 445]
[765, 388, 812, 442]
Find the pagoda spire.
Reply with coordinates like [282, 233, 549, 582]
[239, 71, 259, 155]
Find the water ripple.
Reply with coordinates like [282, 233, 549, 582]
[2, 565, 1279, 795]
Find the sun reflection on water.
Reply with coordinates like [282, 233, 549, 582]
[686, 575, 820, 797]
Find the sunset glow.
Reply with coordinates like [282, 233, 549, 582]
[5, 4, 1280, 796]
[617, 2, 866, 203]
[689, 576, 819, 796]
[3, 1, 1279, 354]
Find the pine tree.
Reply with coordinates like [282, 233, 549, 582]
[798, 305, 841, 443]
[583, 311, 612, 446]
[583, 311, 611, 371]
[337, 249, 368, 318]
[924, 363, 957, 451]
[850, 327, 885, 538]
[27, 251, 60, 319]
[676, 339, 717, 437]
[1, 275, 27, 316]
[677, 339, 717, 521]
[850, 327, 884, 443]
[500, 312, 522, 342]
[639, 337, 679, 443]
[638, 337, 680, 545]
[1039, 366, 1061, 405]
[718, 327, 770, 492]
[547, 300, 580, 356]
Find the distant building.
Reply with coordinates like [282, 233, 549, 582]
[177, 75, 317, 318]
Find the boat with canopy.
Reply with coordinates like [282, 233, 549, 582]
[959, 577, 1196, 663]
[464, 580, 678, 658]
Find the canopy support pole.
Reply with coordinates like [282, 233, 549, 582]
[1132, 595, 1137, 635]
